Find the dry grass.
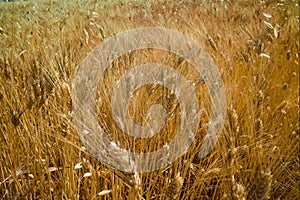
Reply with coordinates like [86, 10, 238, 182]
[0, 0, 299, 199]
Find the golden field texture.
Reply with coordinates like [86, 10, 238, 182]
[0, 0, 299, 199]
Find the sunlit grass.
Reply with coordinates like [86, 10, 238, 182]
[0, 0, 299, 199]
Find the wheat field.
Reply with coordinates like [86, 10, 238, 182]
[0, 0, 299, 199]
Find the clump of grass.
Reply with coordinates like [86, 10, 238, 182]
[0, 0, 299, 199]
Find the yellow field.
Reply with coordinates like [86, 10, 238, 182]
[0, 0, 299, 199]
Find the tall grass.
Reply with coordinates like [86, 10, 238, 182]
[0, 0, 299, 199]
